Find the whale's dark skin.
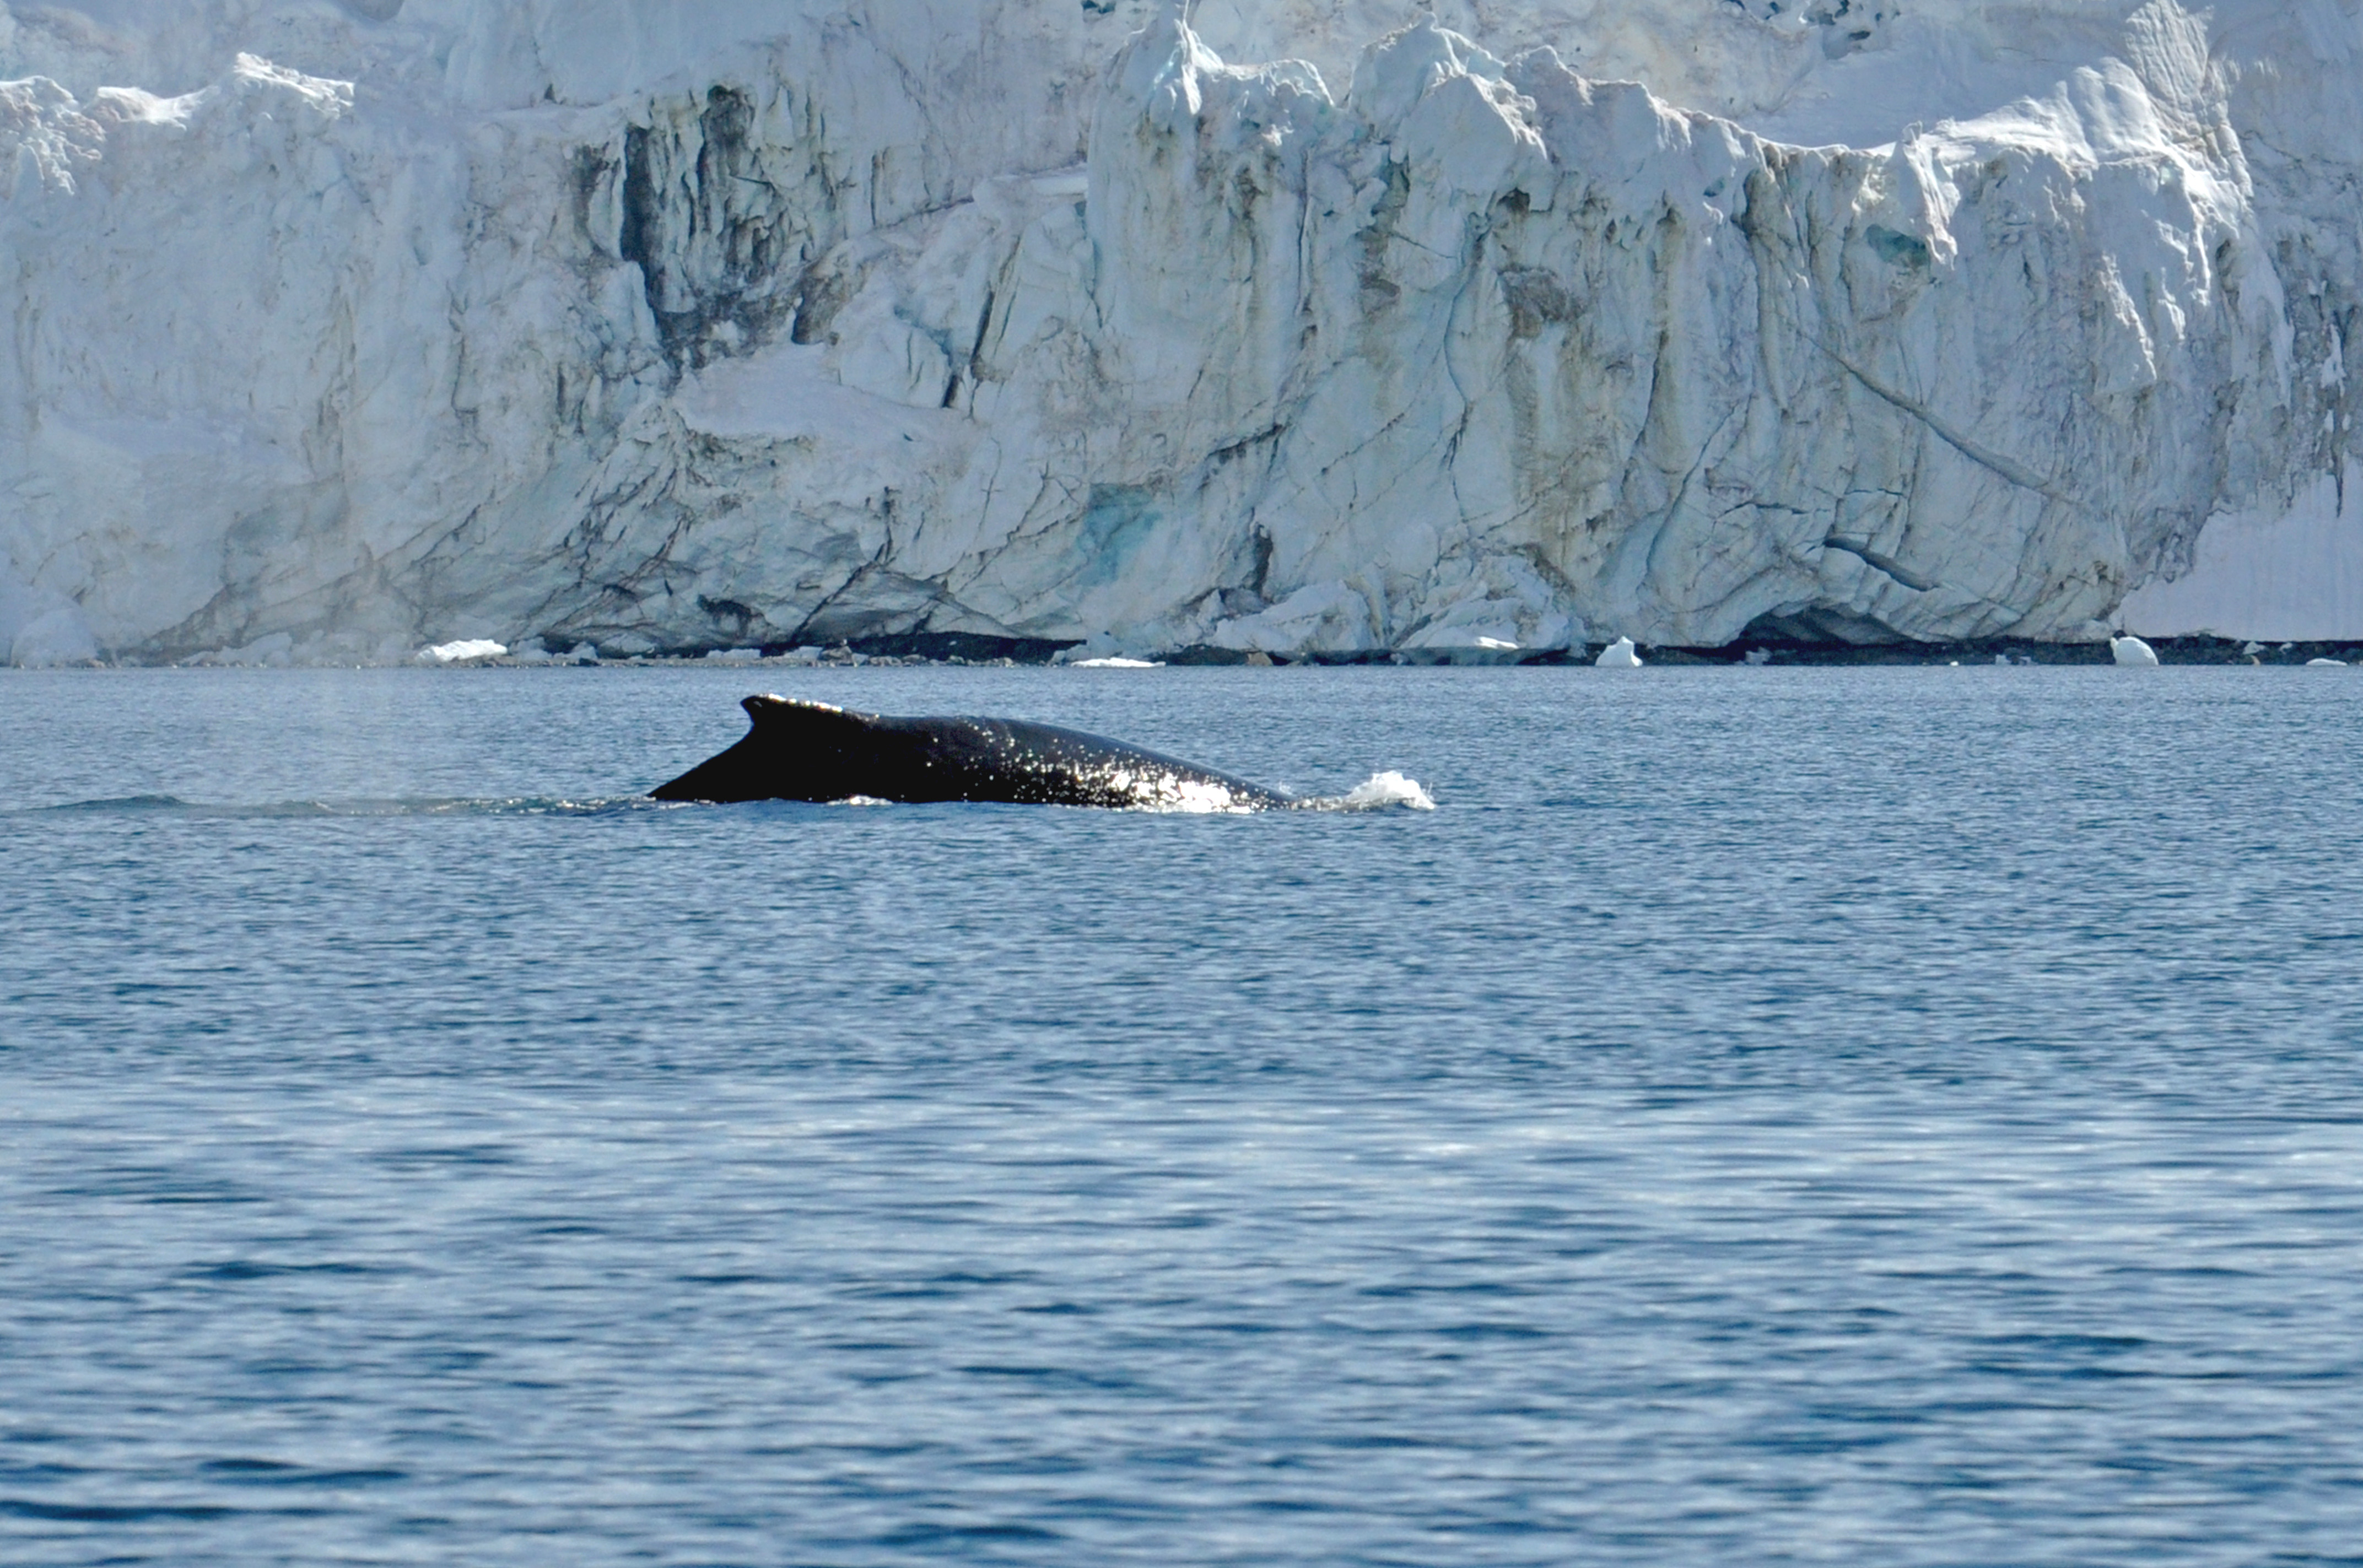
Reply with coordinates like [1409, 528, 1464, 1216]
[651, 694, 1290, 809]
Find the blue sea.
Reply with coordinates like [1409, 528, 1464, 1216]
[4, 663, 2362, 1566]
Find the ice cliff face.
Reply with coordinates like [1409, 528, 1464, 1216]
[1, 0, 2358, 663]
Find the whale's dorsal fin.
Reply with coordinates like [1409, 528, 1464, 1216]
[741, 694, 878, 732]
[651, 695, 888, 801]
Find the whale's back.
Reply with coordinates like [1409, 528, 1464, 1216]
[650, 695, 1282, 809]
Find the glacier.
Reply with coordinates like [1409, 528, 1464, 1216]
[2, 0, 2361, 664]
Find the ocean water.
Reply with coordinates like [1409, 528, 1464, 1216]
[4, 663, 2362, 1566]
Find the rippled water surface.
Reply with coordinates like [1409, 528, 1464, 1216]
[4, 663, 2362, 1565]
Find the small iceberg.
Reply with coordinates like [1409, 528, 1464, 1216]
[2110, 635, 2159, 667]
[418, 639, 507, 664]
[1070, 656, 1165, 668]
[1595, 636, 1643, 668]
[2306, 657, 2349, 667]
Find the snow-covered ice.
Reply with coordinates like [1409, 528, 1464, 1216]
[418, 639, 508, 664]
[5, 1, 2363, 664]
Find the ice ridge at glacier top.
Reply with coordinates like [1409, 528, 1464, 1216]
[3, 0, 2361, 665]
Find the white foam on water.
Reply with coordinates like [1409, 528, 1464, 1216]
[1331, 771, 1438, 812]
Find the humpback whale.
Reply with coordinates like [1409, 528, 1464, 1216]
[651, 695, 1290, 809]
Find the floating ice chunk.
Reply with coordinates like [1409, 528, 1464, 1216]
[1596, 637, 1643, 668]
[2110, 635, 2160, 667]
[2242, 641, 2267, 656]
[1994, 653, 2012, 666]
[1070, 656, 1165, 668]
[2306, 657, 2348, 667]
[705, 647, 763, 662]
[418, 639, 507, 664]
[1744, 650, 1772, 666]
